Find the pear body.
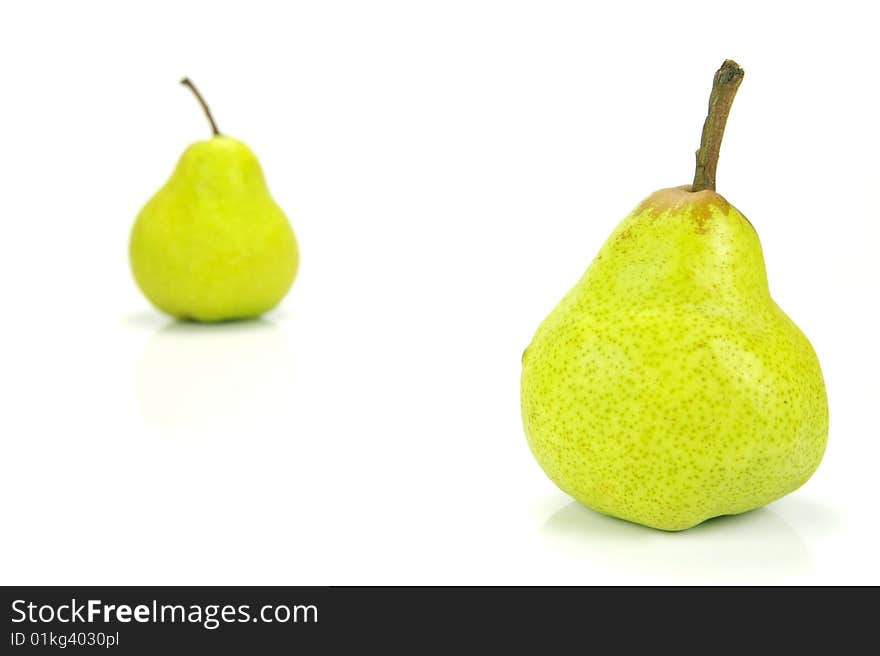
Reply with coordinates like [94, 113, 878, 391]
[130, 136, 298, 322]
[521, 187, 828, 531]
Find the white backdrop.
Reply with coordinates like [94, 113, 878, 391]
[0, 1, 877, 584]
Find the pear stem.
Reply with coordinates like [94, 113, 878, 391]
[180, 77, 221, 136]
[692, 60, 744, 192]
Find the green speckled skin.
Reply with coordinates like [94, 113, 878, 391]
[521, 187, 828, 531]
[130, 136, 298, 322]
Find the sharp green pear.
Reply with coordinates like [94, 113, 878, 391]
[130, 79, 298, 322]
[521, 61, 828, 531]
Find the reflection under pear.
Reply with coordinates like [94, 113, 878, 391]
[136, 318, 295, 441]
[541, 500, 812, 580]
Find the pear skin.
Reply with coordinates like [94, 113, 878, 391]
[521, 62, 828, 531]
[130, 80, 298, 322]
[521, 187, 828, 530]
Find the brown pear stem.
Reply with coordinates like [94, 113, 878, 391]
[180, 77, 221, 136]
[692, 60, 744, 192]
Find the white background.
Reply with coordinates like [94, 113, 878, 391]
[1, 1, 877, 585]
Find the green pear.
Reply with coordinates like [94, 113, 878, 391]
[130, 79, 298, 322]
[521, 61, 828, 531]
